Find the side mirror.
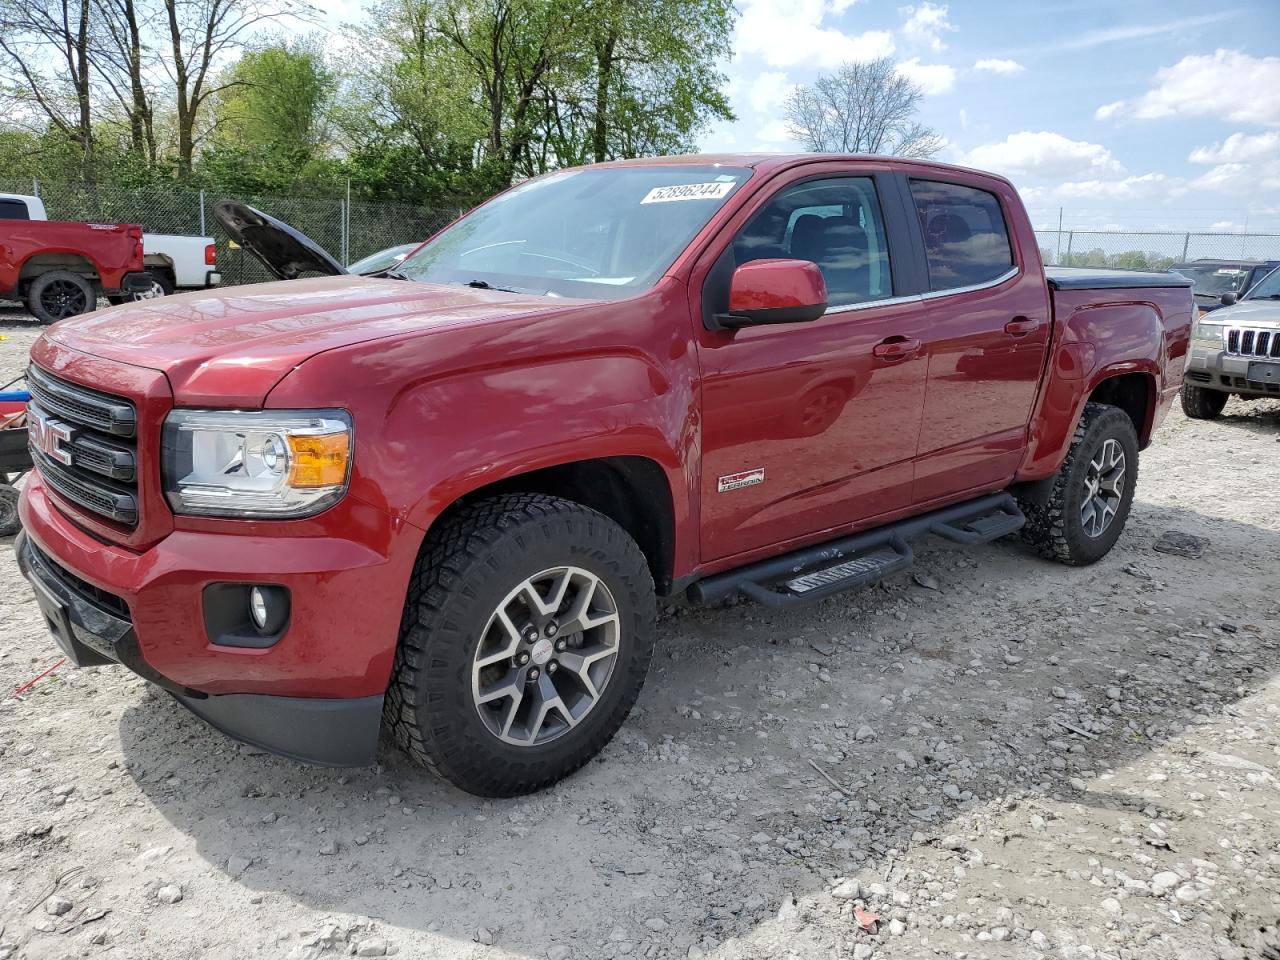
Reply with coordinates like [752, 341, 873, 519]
[715, 259, 828, 329]
[1220, 292, 1238, 306]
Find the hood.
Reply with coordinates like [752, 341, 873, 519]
[47, 275, 574, 405]
[1209, 297, 1280, 327]
[213, 200, 347, 279]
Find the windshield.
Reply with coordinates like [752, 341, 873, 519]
[1246, 266, 1280, 299]
[349, 242, 420, 274]
[1173, 264, 1255, 296]
[397, 165, 751, 299]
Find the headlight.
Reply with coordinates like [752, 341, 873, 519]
[1192, 317, 1225, 345]
[162, 409, 352, 518]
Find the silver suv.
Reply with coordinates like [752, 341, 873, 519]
[1183, 265, 1280, 418]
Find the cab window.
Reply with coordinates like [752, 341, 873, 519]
[733, 178, 893, 308]
[909, 179, 1014, 291]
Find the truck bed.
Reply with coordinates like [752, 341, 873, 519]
[1045, 266, 1193, 291]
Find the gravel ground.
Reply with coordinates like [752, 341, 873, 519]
[1, 308, 1278, 960]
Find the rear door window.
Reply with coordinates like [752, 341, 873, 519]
[908, 179, 1014, 292]
[0, 198, 30, 220]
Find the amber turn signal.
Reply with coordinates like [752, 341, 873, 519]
[287, 432, 350, 488]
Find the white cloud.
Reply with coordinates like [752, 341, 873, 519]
[1187, 131, 1280, 192]
[897, 58, 956, 96]
[1097, 50, 1280, 126]
[1053, 13, 1235, 52]
[1188, 131, 1280, 165]
[973, 58, 1024, 75]
[900, 3, 956, 53]
[754, 119, 794, 147]
[736, 0, 895, 69]
[958, 131, 1123, 181]
[746, 71, 794, 114]
[1019, 174, 1179, 205]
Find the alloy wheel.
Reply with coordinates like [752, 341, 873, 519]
[1080, 437, 1126, 538]
[470, 566, 620, 746]
[40, 279, 89, 319]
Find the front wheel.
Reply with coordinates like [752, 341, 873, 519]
[384, 494, 655, 796]
[1180, 384, 1227, 420]
[1018, 402, 1139, 566]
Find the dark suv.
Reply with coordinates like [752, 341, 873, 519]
[1171, 259, 1279, 315]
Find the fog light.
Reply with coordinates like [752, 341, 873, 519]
[250, 586, 269, 630]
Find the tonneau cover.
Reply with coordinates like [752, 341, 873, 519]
[1045, 266, 1193, 290]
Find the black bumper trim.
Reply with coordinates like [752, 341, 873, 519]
[171, 690, 383, 767]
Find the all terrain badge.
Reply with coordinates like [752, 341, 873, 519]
[717, 468, 764, 493]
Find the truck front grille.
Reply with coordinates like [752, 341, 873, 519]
[1225, 327, 1280, 359]
[27, 365, 140, 528]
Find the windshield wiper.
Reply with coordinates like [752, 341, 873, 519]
[464, 279, 519, 293]
[383, 270, 410, 281]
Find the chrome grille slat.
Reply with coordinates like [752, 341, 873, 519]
[26, 364, 136, 438]
[27, 365, 139, 528]
[1224, 327, 1280, 360]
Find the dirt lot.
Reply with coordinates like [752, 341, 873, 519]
[0, 309, 1277, 960]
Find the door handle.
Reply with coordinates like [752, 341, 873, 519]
[1004, 317, 1042, 337]
[872, 336, 921, 362]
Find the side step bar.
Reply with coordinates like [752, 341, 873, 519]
[688, 492, 1025, 608]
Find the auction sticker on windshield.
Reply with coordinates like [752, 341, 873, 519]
[641, 182, 736, 204]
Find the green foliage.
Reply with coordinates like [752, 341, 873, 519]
[0, 0, 736, 210]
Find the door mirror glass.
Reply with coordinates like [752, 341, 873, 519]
[718, 258, 828, 328]
[1220, 291, 1238, 306]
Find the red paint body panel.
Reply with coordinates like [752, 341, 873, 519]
[16, 153, 1193, 706]
[0, 219, 143, 296]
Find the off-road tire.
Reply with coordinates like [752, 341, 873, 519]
[1018, 402, 1139, 566]
[384, 493, 655, 797]
[1180, 383, 1227, 420]
[0, 485, 19, 537]
[27, 271, 96, 324]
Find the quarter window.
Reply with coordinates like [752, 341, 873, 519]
[733, 177, 893, 308]
[0, 198, 30, 220]
[909, 179, 1014, 291]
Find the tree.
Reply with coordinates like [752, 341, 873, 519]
[0, 0, 97, 172]
[784, 56, 942, 158]
[536, 0, 734, 168]
[214, 38, 334, 156]
[94, 0, 158, 162]
[160, 0, 309, 173]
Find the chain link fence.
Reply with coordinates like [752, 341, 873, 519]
[2, 178, 458, 286]
[1035, 229, 1280, 270]
[8, 177, 1280, 284]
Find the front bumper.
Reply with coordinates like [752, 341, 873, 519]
[14, 475, 419, 766]
[14, 528, 384, 766]
[1185, 342, 1280, 396]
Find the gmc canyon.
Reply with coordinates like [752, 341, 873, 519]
[14, 154, 1192, 797]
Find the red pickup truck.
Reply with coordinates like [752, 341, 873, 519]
[0, 213, 152, 322]
[14, 154, 1192, 796]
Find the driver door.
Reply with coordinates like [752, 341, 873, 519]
[692, 169, 931, 563]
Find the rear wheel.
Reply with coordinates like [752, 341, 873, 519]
[1180, 384, 1227, 420]
[1018, 402, 1139, 566]
[27, 271, 95, 323]
[384, 493, 655, 796]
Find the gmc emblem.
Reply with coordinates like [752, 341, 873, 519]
[29, 410, 74, 466]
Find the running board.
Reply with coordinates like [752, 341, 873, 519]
[689, 493, 1025, 609]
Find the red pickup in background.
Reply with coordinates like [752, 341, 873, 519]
[0, 216, 151, 322]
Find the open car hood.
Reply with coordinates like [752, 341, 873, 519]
[213, 200, 347, 280]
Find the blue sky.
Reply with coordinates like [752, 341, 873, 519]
[700, 0, 1280, 231]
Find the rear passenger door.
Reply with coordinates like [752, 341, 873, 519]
[907, 176, 1052, 504]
